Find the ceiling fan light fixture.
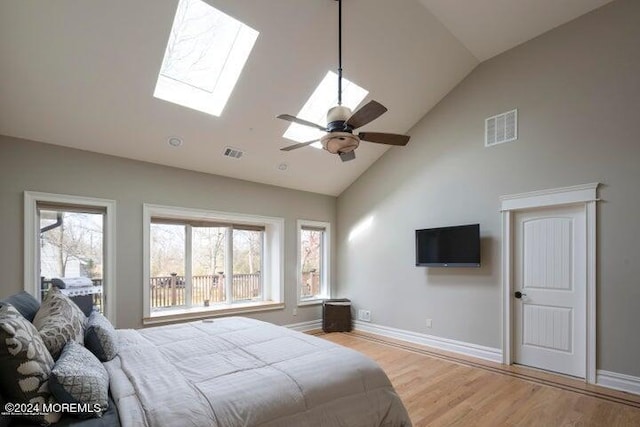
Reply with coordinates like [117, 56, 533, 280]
[327, 105, 352, 123]
[321, 132, 359, 154]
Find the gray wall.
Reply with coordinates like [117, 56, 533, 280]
[336, 0, 640, 377]
[0, 136, 336, 329]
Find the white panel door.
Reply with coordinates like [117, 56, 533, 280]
[514, 204, 586, 377]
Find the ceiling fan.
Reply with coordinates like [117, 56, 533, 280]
[276, 0, 410, 162]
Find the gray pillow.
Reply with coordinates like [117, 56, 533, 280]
[49, 341, 109, 419]
[0, 291, 40, 322]
[0, 304, 61, 425]
[85, 311, 119, 362]
[33, 287, 87, 359]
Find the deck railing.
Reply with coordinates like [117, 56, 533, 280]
[43, 271, 320, 313]
[150, 273, 261, 309]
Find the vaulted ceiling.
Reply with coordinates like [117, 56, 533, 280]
[0, 0, 613, 195]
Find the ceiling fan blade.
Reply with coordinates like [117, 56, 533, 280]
[280, 139, 320, 152]
[358, 132, 410, 146]
[345, 100, 388, 130]
[277, 114, 326, 132]
[339, 151, 356, 162]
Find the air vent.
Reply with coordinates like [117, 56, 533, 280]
[223, 146, 244, 159]
[485, 109, 518, 147]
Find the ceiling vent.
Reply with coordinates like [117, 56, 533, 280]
[223, 146, 244, 159]
[485, 109, 517, 147]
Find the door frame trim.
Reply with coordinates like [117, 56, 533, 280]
[500, 183, 599, 382]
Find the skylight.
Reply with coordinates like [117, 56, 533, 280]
[283, 71, 368, 147]
[154, 0, 259, 116]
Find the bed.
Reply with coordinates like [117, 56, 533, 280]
[106, 317, 411, 426]
[1, 290, 411, 427]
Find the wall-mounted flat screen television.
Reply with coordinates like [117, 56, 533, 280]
[415, 224, 480, 267]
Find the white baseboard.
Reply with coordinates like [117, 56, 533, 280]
[285, 319, 322, 332]
[596, 370, 640, 395]
[352, 320, 502, 363]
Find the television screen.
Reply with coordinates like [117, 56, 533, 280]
[415, 224, 480, 267]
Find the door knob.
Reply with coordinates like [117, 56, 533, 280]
[514, 291, 526, 299]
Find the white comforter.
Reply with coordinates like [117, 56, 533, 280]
[104, 317, 411, 427]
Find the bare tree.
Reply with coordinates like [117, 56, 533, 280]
[231, 230, 262, 274]
[41, 212, 103, 278]
[150, 224, 185, 277]
[161, 0, 239, 91]
[193, 227, 226, 276]
[301, 230, 321, 273]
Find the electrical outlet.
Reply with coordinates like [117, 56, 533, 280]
[425, 318, 432, 328]
[358, 309, 372, 322]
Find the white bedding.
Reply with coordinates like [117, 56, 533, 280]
[104, 317, 411, 427]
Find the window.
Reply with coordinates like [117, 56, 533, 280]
[143, 205, 283, 322]
[283, 71, 369, 147]
[153, 0, 259, 116]
[297, 220, 331, 304]
[24, 192, 116, 322]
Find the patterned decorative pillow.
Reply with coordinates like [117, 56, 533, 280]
[49, 341, 109, 418]
[0, 304, 61, 425]
[33, 287, 87, 359]
[84, 311, 119, 362]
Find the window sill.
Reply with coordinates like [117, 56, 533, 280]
[297, 297, 328, 307]
[143, 301, 285, 326]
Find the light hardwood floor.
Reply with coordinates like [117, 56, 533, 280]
[318, 331, 640, 427]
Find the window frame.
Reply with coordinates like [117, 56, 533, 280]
[24, 191, 117, 323]
[143, 204, 284, 323]
[296, 219, 331, 306]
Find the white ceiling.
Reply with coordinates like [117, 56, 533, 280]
[420, 0, 614, 61]
[0, 0, 613, 196]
